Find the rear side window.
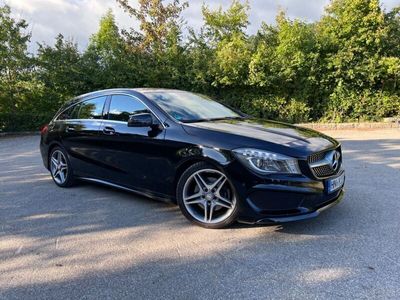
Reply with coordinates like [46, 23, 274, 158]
[57, 106, 74, 120]
[108, 95, 150, 122]
[69, 96, 107, 120]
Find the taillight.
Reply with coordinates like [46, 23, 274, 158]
[40, 124, 48, 135]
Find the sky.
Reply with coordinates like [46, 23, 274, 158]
[2, 0, 399, 52]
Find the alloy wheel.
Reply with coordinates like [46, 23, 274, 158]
[50, 150, 68, 185]
[182, 169, 236, 224]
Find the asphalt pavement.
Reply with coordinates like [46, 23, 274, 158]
[1, 129, 400, 299]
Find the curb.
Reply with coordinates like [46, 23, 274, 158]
[297, 122, 400, 130]
[0, 131, 40, 137]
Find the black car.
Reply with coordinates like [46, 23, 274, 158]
[40, 88, 345, 228]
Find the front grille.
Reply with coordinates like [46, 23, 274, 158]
[312, 164, 336, 177]
[308, 152, 326, 164]
[308, 147, 342, 179]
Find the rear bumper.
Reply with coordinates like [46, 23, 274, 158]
[39, 135, 50, 170]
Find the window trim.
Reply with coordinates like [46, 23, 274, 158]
[75, 96, 107, 120]
[54, 93, 165, 129]
[54, 95, 108, 121]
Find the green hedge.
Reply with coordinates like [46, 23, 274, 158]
[0, 113, 54, 132]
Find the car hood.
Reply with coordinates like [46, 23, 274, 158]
[182, 118, 338, 156]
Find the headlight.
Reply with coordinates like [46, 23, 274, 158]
[232, 148, 301, 174]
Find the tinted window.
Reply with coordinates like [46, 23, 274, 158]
[143, 91, 241, 122]
[57, 106, 74, 120]
[70, 97, 106, 120]
[108, 95, 150, 122]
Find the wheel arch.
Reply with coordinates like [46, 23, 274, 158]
[47, 142, 64, 167]
[173, 155, 230, 203]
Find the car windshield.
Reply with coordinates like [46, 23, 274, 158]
[143, 90, 243, 123]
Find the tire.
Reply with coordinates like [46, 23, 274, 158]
[49, 146, 75, 187]
[176, 162, 238, 229]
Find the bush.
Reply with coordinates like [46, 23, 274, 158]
[0, 113, 54, 132]
[323, 88, 400, 122]
[241, 95, 311, 123]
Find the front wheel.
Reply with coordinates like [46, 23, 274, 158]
[177, 162, 238, 229]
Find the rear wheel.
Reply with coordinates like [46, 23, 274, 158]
[177, 162, 238, 229]
[49, 146, 75, 187]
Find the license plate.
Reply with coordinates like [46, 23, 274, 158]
[327, 172, 345, 193]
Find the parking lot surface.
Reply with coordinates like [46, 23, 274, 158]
[1, 129, 400, 299]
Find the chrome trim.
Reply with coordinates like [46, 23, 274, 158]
[332, 151, 340, 171]
[60, 119, 103, 123]
[54, 94, 109, 121]
[308, 148, 342, 179]
[309, 149, 341, 169]
[96, 119, 128, 125]
[317, 189, 344, 213]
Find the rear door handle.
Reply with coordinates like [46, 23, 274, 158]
[103, 126, 116, 135]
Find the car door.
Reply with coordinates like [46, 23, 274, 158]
[97, 94, 167, 194]
[60, 96, 108, 178]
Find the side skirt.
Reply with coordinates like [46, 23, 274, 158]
[78, 177, 174, 204]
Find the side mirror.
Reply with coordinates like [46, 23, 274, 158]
[127, 113, 154, 127]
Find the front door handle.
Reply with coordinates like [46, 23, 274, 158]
[103, 126, 116, 135]
[66, 126, 75, 132]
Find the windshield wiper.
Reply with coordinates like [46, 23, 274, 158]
[220, 116, 245, 120]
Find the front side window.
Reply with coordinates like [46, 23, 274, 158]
[69, 96, 107, 120]
[108, 95, 150, 122]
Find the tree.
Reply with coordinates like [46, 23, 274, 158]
[116, 0, 188, 53]
[201, 0, 251, 87]
[0, 5, 32, 114]
[83, 10, 134, 89]
[317, 0, 394, 120]
[248, 13, 317, 121]
[2, 0, 400, 131]
[116, 1, 190, 88]
[35, 34, 85, 112]
[381, 7, 400, 93]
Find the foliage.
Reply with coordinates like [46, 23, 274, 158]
[0, 5, 33, 115]
[83, 10, 133, 89]
[0, 0, 400, 132]
[0, 112, 54, 132]
[116, 0, 188, 52]
[35, 34, 86, 112]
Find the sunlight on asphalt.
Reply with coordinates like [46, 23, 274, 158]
[301, 268, 353, 284]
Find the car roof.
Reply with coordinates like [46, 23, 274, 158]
[81, 88, 185, 96]
[60, 88, 189, 113]
[133, 88, 187, 93]
[73, 88, 186, 101]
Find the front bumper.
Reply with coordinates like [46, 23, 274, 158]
[225, 162, 345, 224]
[253, 189, 344, 224]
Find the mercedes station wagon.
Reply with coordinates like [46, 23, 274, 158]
[40, 89, 345, 228]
